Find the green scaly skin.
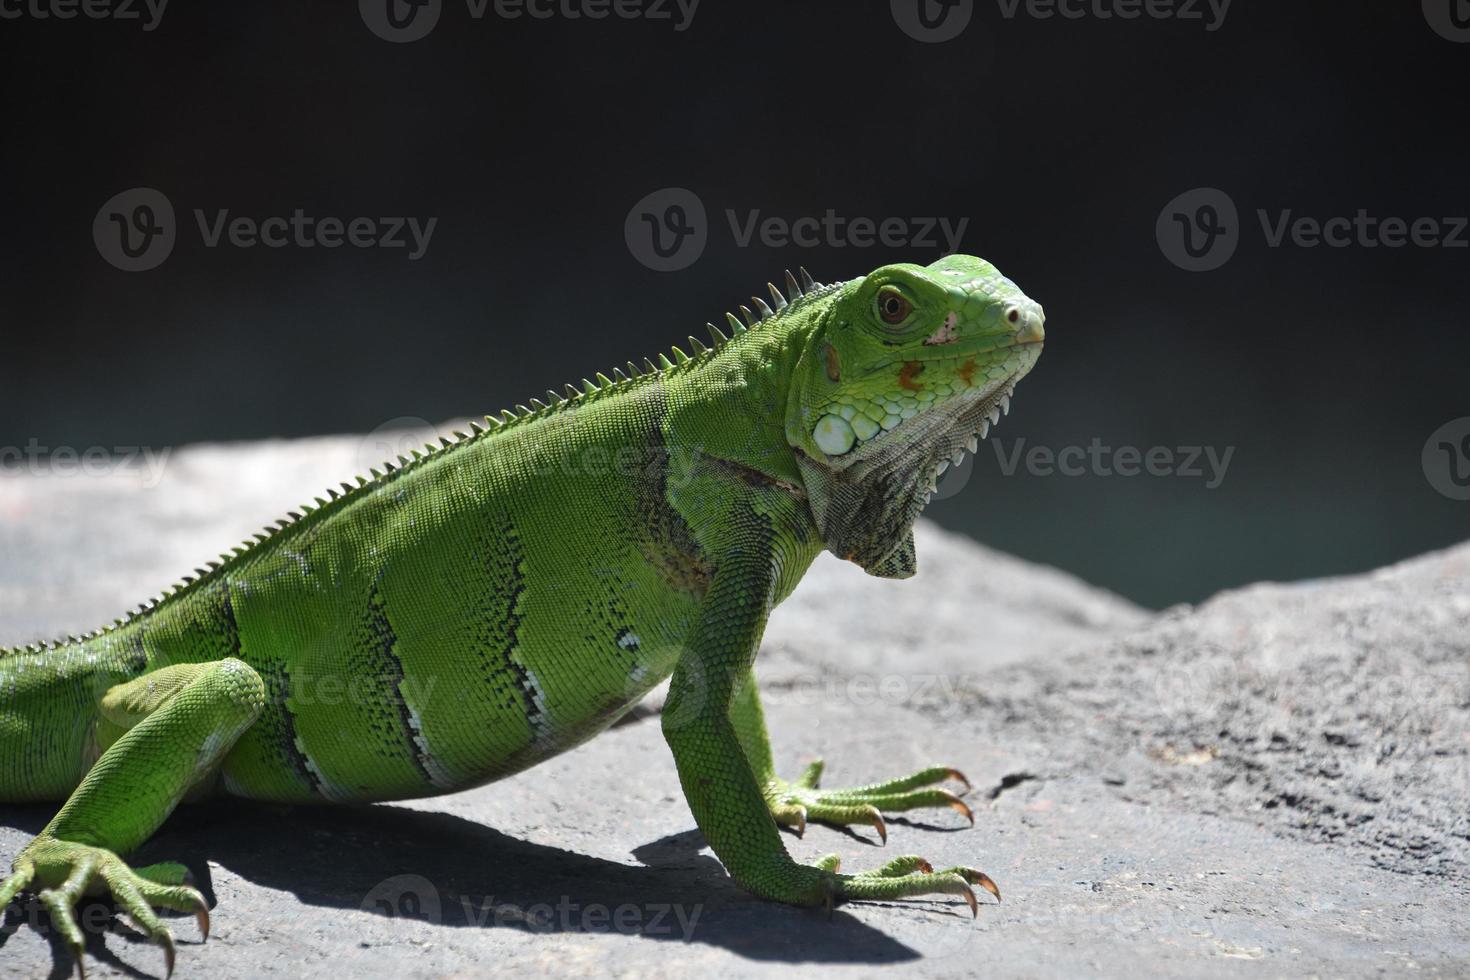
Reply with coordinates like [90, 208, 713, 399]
[0, 255, 1044, 975]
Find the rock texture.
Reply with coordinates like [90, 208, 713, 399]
[1, 434, 1466, 978]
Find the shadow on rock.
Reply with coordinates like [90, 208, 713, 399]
[3, 801, 933, 966]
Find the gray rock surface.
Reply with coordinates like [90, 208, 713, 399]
[1, 434, 1467, 978]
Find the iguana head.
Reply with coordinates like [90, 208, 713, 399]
[786, 254, 1045, 578]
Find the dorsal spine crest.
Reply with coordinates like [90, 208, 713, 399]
[0, 271, 836, 657]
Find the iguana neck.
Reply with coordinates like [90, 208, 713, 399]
[663, 300, 828, 493]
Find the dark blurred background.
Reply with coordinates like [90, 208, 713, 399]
[1, 1, 1465, 608]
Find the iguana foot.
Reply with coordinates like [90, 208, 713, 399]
[1, 837, 209, 979]
[767, 760, 974, 842]
[771, 853, 1000, 916]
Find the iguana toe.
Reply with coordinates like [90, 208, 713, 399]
[794, 758, 826, 789]
[0, 856, 35, 910]
[836, 861, 1001, 916]
[800, 802, 888, 844]
[769, 763, 974, 838]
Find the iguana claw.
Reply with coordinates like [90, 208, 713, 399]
[195, 902, 211, 941]
[944, 792, 976, 826]
[868, 808, 888, 845]
[959, 886, 978, 917]
[944, 768, 973, 795]
[964, 868, 1002, 903]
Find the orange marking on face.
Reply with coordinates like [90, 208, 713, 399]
[825, 343, 841, 382]
[957, 358, 977, 386]
[898, 361, 925, 391]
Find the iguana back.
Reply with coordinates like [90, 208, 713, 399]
[0, 274, 835, 804]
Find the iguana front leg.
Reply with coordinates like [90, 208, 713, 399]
[1, 659, 265, 977]
[660, 508, 996, 913]
[730, 675, 977, 846]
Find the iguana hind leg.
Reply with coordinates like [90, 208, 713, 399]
[0, 658, 265, 977]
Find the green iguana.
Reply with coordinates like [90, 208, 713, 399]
[0, 254, 1045, 976]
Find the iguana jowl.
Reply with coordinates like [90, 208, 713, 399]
[0, 254, 1045, 974]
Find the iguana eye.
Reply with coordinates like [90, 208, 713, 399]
[878, 288, 913, 325]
